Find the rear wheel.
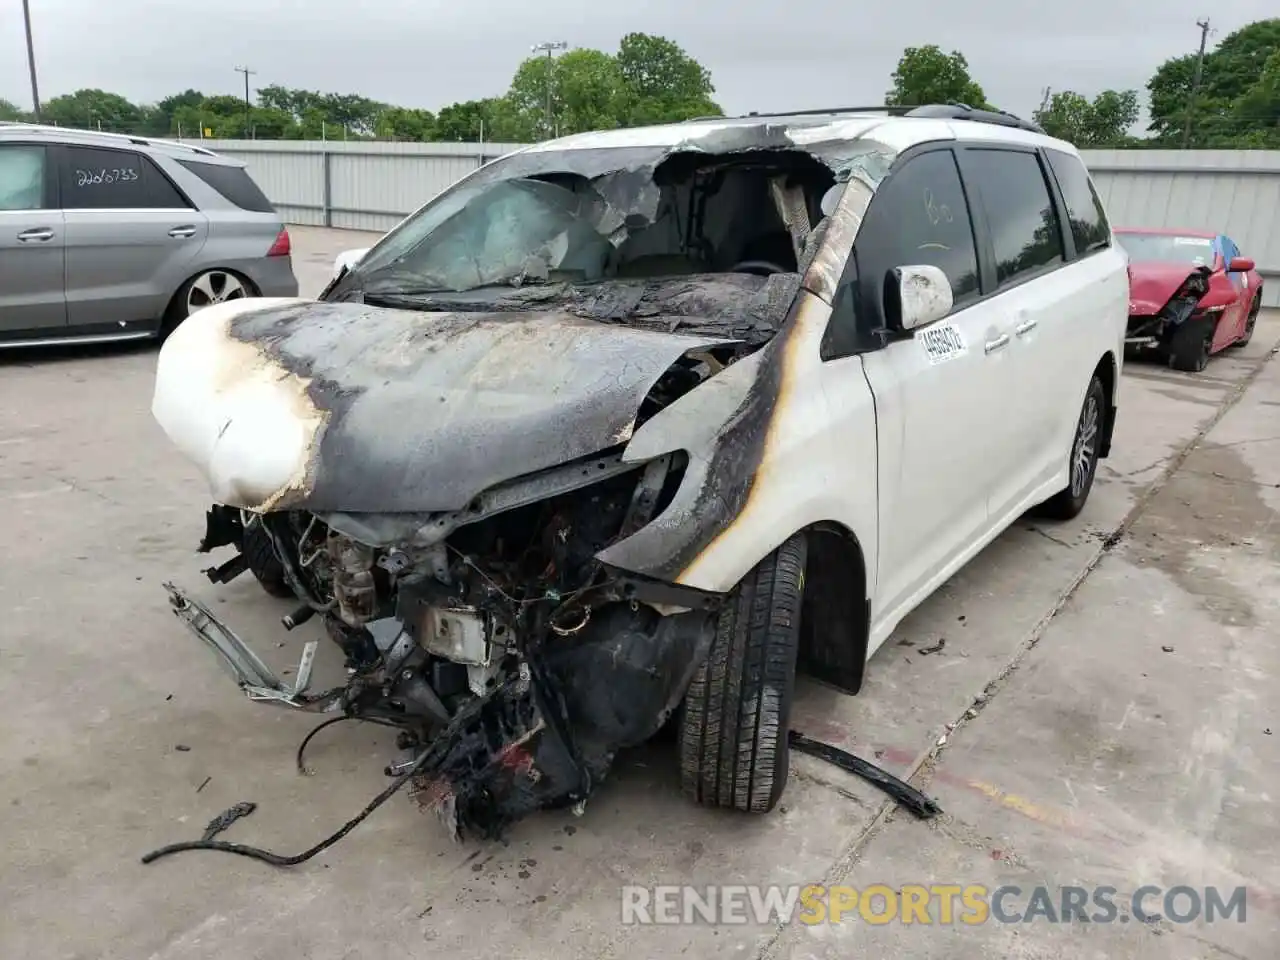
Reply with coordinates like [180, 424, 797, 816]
[242, 517, 293, 599]
[1040, 375, 1105, 521]
[1168, 317, 1213, 372]
[162, 269, 256, 338]
[680, 533, 807, 813]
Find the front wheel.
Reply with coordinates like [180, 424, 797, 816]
[1168, 317, 1213, 372]
[1040, 375, 1105, 521]
[680, 533, 807, 813]
[242, 516, 294, 599]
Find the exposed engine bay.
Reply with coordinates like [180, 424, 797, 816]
[1125, 265, 1212, 348]
[187, 436, 726, 838]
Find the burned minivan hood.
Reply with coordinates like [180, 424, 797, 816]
[152, 298, 735, 514]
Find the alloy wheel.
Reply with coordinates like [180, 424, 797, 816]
[187, 271, 248, 314]
[1070, 393, 1100, 498]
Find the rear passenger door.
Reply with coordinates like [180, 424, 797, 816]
[0, 142, 66, 334]
[957, 146, 1080, 519]
[56, 144, 209, 330]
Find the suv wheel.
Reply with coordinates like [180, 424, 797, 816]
[1168, 317, 1214, 372]
[242, 517, 293, 599]
[1040, 375, 1105, 521]
[680, 533, 807, 813]
[163, 270, 254, 336]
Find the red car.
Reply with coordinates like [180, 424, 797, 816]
[1116, 228, 1264, 372]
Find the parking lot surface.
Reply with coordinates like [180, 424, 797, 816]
[2, 225, 1277, 959]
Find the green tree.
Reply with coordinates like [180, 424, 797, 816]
[886, 46, 990, 109]
[616, 32, 722, 124]
[508, 48, 630, 138]
[1033, 89, 1139, 146]
[1147, 18, 1280, 145]
[374, 106, 436, 141]
[1, 98, 28, 121]
[42, 89, 141, 133]
[435, 97, 528, 142]
[142, 89, 204, 136]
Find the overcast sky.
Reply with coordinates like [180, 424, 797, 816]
[2, 0, 1275, 127]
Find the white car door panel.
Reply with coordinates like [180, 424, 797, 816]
[862, 302, 1008, 639]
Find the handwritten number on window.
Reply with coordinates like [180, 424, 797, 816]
[923, 188, 953, 226]
[74, 168, 139, 188]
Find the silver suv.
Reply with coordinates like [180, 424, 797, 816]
[0, 122, 297, 348]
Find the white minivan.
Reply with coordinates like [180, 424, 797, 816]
[154, 104, 1128, 833]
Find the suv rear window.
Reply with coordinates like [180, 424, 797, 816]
[178, 160, 275, 213]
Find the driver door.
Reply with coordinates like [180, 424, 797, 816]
[841, 147, 1013, 632]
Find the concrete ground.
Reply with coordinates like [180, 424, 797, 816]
[1, 225, 1276, 959]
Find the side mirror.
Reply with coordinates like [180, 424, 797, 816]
[886, 265, 954, 332]
[333, 247, 370, 279]
[1228, 256, 1254, 273]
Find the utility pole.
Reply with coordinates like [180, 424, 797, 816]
[234, 65, 256, 139]
[530, 41, 568, 139]
[22, 0, 41, 121]
[1181, 18, 1212, 148]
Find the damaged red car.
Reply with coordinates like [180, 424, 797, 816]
[1117, 227, 1263, 372]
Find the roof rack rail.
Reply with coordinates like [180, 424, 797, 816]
[715, 103, 1045, 135]
[901, 103, 1045, 134]
[0, 120, 220, 156]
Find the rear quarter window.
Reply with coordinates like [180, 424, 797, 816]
[1045, 149, 1111, 255]
[177, 159, 276, 213]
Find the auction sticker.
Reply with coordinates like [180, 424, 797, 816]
[919, 323, 967, 365]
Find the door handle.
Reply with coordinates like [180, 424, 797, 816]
[1015, 318, 1038, 336]
[17, 227, 54, 242]
[984, 333, 1010, 354]
[168, 226, 197, 239]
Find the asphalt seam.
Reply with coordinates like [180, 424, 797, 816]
[755, 339, 1280, 960]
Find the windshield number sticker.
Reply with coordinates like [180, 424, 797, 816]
[919, 324, 967, 365]
[1174, 237, 1212, 247]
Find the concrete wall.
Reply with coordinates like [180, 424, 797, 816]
[210, 139, 1280, 306]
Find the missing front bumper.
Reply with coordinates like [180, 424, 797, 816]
[163, 582, 340, 712]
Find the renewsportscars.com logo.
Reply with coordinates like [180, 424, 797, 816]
[620, 884, 1249, 926]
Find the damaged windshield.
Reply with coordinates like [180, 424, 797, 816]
[363, 177, 618, 293]
[336, 129, 885, 301]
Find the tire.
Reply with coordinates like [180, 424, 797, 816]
[1231, 294, 1261, 348]
[1167, 317, 1213, 372]
[162, 269, 256, 338]
[680, 533, 807, 813]
[242, 517, 294, 599]
[1040, 375, 1105, 521]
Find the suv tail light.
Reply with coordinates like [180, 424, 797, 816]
[266, 227, 291, 258]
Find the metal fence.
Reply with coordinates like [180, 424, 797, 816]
[211, 139, 1280, 306]
[211, 139, 528, 233]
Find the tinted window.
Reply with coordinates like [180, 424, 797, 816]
[177, 159, 274, 212]
[965, 149, 1064, 286]
[1045, 149, 1110, 254]
[59, 146, 190, 210]
[0, 144, 46, 211]
[856, 149, 980, 310]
